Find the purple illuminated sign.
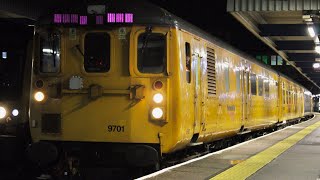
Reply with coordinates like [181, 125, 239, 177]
[116, 13, 124, 23]
[125, 13, 133, 23]
[80, 16, 87, 25]
[54, 14, 62, 23]
[71, 14, 79, 23]
[62, 14, 70, 23]
[107, 13, 116, 23]
[96, 15, 104, 24]
[54, 12, 134, 25]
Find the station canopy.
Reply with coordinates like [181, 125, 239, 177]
[228, 0, 320, 94]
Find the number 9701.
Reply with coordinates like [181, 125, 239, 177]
[107, 125, 125, 132]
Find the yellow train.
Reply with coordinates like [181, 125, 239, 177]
[27, 0, 313, 176]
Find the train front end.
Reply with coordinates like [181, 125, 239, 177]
[27, 2, 179, 171]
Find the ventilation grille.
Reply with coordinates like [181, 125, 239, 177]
[207, 47, 216, 95]
[41, 114, 61, 134]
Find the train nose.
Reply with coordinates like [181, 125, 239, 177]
[27, 142, 58, 167]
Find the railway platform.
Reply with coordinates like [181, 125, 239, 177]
[138, 114, 320, 180]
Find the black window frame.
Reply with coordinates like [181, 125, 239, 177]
[185, 42, 191, 83]
[84, 32, 111, 73]
[137, 32, 167, 74]
[258, 76, 263, 96]
[39, 31, 61, 73]
[264, 79, 270, 98]
[250, 73, 257, 95]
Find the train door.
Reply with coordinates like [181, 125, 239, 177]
[191, 39, 202, 136]
[241, 61, 250, 126]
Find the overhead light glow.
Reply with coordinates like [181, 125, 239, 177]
[308, 27, 316, 37]
[315, 46, 320, 54]
[2, 52, 7, 59]
[313, 63, 320, 69]
[42, 49, 53, 53]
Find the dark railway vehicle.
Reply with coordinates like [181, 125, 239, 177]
[0, 20, 33, 166]
[26, 0, 312, 178]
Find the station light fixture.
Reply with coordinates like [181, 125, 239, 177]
[2, 52, 7, 59]
[308, 26, 316, 37]
[315, 46, 320, 54]
[313, 63, 320, 69]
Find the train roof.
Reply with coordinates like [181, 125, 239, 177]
[36, 0, 305, 89]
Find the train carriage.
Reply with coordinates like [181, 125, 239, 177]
[27, 0, 309, 176]
[304, 90, 313, 116]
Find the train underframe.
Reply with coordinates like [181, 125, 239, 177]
[27, 141, 161, 178]
[26, 114, 314, 179]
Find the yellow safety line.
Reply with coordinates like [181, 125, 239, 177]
[211, 119, 320, 180]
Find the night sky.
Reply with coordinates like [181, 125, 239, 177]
[148, 0, 275, 56]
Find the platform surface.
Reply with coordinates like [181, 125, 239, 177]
[138, 115, 320, 180]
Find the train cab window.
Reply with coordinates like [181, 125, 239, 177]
[258, 76, 263, 96]
[84, 33, 110, 72]
[185, 42, 191, 83]
[40, 31, 61, 73]
[264, 79, 269, 97]
[137, 33, 166, 74]
[250, 73, 257, 95]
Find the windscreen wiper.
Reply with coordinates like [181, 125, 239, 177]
[75, 44, 84, 57]
[141, 26, 153, 54]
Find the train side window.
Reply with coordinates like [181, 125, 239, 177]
[236, 70, 240, 92]
[185, 42, 191, 83]
[287, 91, 290, 104]
[40, 31, 61, 73]
[258, 76, 263, 96]
[264, 79, 269, 97]
[250, 73, 257, 95]
[282, 89, 286, 104]
[84, 33, 110, 72]
[224, 64, 229, 92]
[137, 33, 166, 74]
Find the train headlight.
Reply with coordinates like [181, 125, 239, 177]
[12, 109, 19, 117]
[153, 93, 163, 104]
[34, 91, 45, 102]
[0, 107, 6, 119]
[152, 107, 163, 119]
